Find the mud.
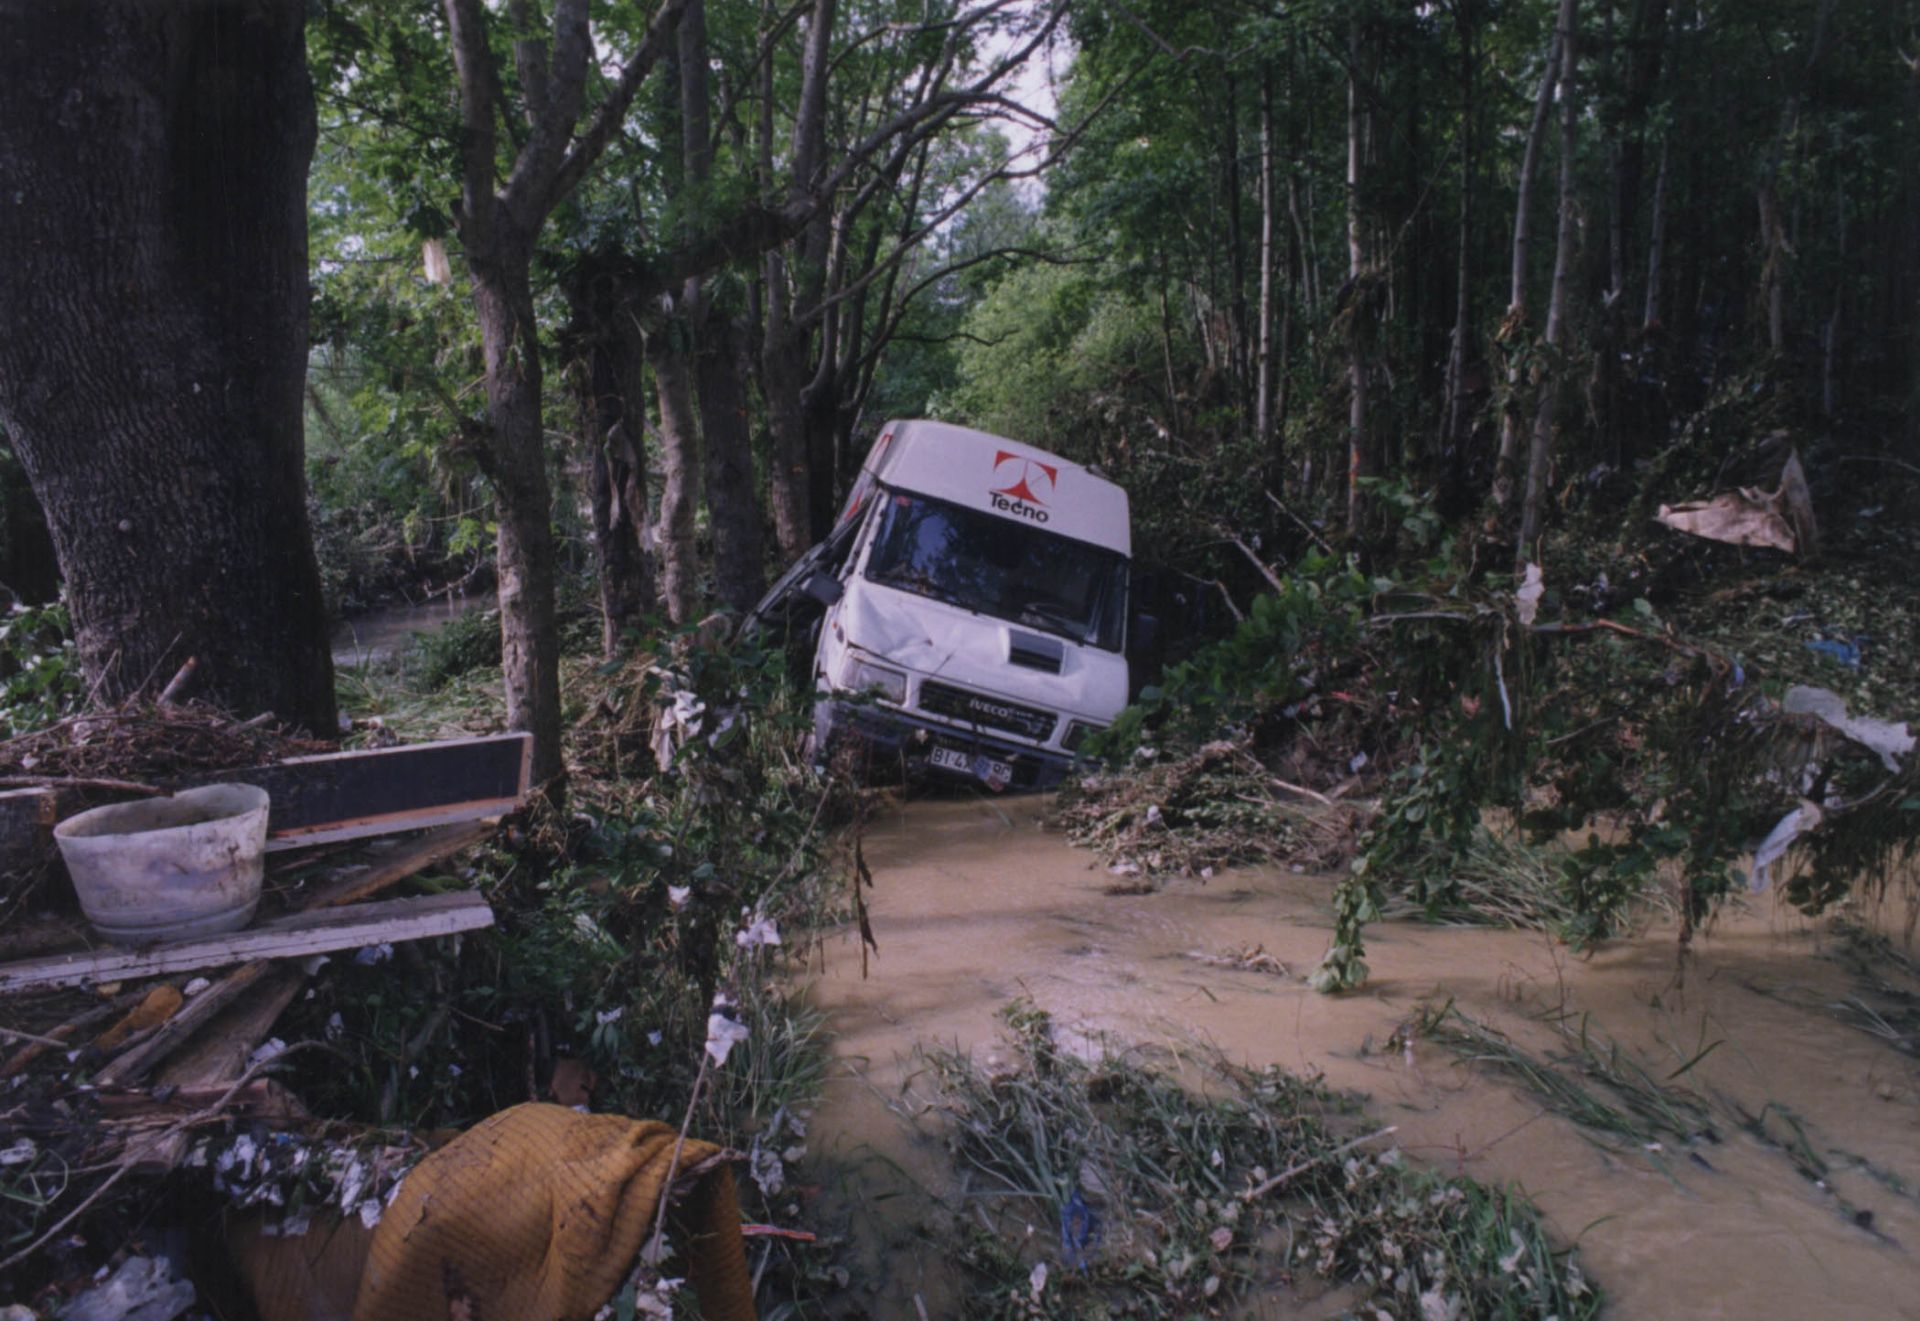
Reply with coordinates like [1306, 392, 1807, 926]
[804, 796, 1920, 1318]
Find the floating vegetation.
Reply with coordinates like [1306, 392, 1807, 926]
[916, 1001, 1598, 1320]
[1404, 1002, 1715, 1149]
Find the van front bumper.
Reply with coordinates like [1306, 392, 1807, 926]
[813, 698, 1073, 790]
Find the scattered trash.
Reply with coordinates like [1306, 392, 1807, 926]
[55, 1254, 195, 1321]
[1656, 449, 1818, 556]
[1803, 637, 1863, 669]
[1750, 802, 1823, 893]
[1782, 685, 1913, 771]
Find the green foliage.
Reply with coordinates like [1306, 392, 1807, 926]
[1092, 551, 1374, 758]
[400, 607, 503, 691]
[0, 601, 82, 736]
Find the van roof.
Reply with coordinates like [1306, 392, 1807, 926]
[863, 419, 1130, 557]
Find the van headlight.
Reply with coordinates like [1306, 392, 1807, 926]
[1062, 720, 1106, 752]
[840, 655, 907, 705]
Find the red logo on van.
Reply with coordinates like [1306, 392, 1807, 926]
[990, 451, 1058, 505]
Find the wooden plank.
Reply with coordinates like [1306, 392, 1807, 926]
[0, 892, 495, 993]
[95, 961, 273, 1086]
[297, 819, 492, 909]
[231, 733, 531, 850]
[155, 965, 308, 1089]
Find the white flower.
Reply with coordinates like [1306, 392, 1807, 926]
[667, 885, 692, 910]
[705, 999, 749, 1066]
[1029, 1262, 1048, 1297]
[596, 1007, 624, 1026]
[735, 915, 781, 950]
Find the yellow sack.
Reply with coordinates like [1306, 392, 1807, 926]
[351, 1102, 755, 1321]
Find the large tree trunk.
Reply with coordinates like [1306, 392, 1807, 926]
[1441, 0, 1477, 459]
[692, 312, 765, 614]
[1517, 1, 1582, 561]
[470, 255, 564, 782]
[0, 0, 336, 732]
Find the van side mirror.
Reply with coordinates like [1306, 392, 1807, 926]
[803, 570, 844, 607]
[1130, 612, 1160, 653]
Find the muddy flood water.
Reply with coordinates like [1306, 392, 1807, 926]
[801, 796, 1920, 1318]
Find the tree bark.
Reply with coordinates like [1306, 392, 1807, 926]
[1517, 0, 1582, 561]
[1756, 0, 1836, 357]
[0, 0, 336, 732]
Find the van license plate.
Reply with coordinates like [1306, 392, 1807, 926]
[929, 745, 1011, 790]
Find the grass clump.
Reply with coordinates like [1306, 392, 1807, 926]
[918, 1001, 1597, 1320]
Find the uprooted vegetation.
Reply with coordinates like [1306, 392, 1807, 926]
[914, 1001, 1598, 1320]
[1053, 471, 1920, 993]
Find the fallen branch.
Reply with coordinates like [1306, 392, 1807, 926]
[1240, 1125, 1398, 1201]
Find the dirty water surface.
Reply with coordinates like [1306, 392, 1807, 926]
[801, 796, 1920, 1319]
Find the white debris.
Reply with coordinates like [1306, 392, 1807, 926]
[1783, 685, 1914, 772]
[734, 915, 782, 949]
[1515, 562, 1545, 626]
[246, 1038, 288, 1070]
[667, 885, 692, 910]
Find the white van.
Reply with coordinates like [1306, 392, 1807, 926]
[751, 420, 1134, 790]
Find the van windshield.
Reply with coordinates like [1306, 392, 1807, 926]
[862, 488, 1127, 651]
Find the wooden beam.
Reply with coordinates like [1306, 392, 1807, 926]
[154, 965, 308, 1089]
[0, 892, 496, 994]
[297, 819, 493, 909]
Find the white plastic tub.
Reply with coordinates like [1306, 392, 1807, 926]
[54, 784, 270, 944]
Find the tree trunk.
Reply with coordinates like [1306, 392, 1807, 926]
[1756, 0, 1836, 358]
[1517, 1, 1582, 561]
[578, 310, 656, 655]
[0, 0, 336, 732]
[649, 323, 703, 626]
[470, 254, 564, 782]
[1490, 3, 1570, 514]
[1345, 19, 1371, 534]
[692, 312, 765, 614]
[1441, 0, 1478, 457]
[1255, 69, 1277, 465]
[1643, 134, 1670, 330]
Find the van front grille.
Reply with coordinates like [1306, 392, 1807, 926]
[918, 681, 1056, 742]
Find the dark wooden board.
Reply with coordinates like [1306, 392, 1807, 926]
[213, 732, 531, 849]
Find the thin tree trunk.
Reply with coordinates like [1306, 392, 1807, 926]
[1757, 0, 1836, 357]
[1643, 134, 1670, 330]
[1517, 2, 1582, 561]
[1490, 1, 1571, 513]
[1255, 69, 1277, 462]
[1442, 0, 1478, 455]
[1345, 19, 1371, 533]
[0, 0, 336, 731]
